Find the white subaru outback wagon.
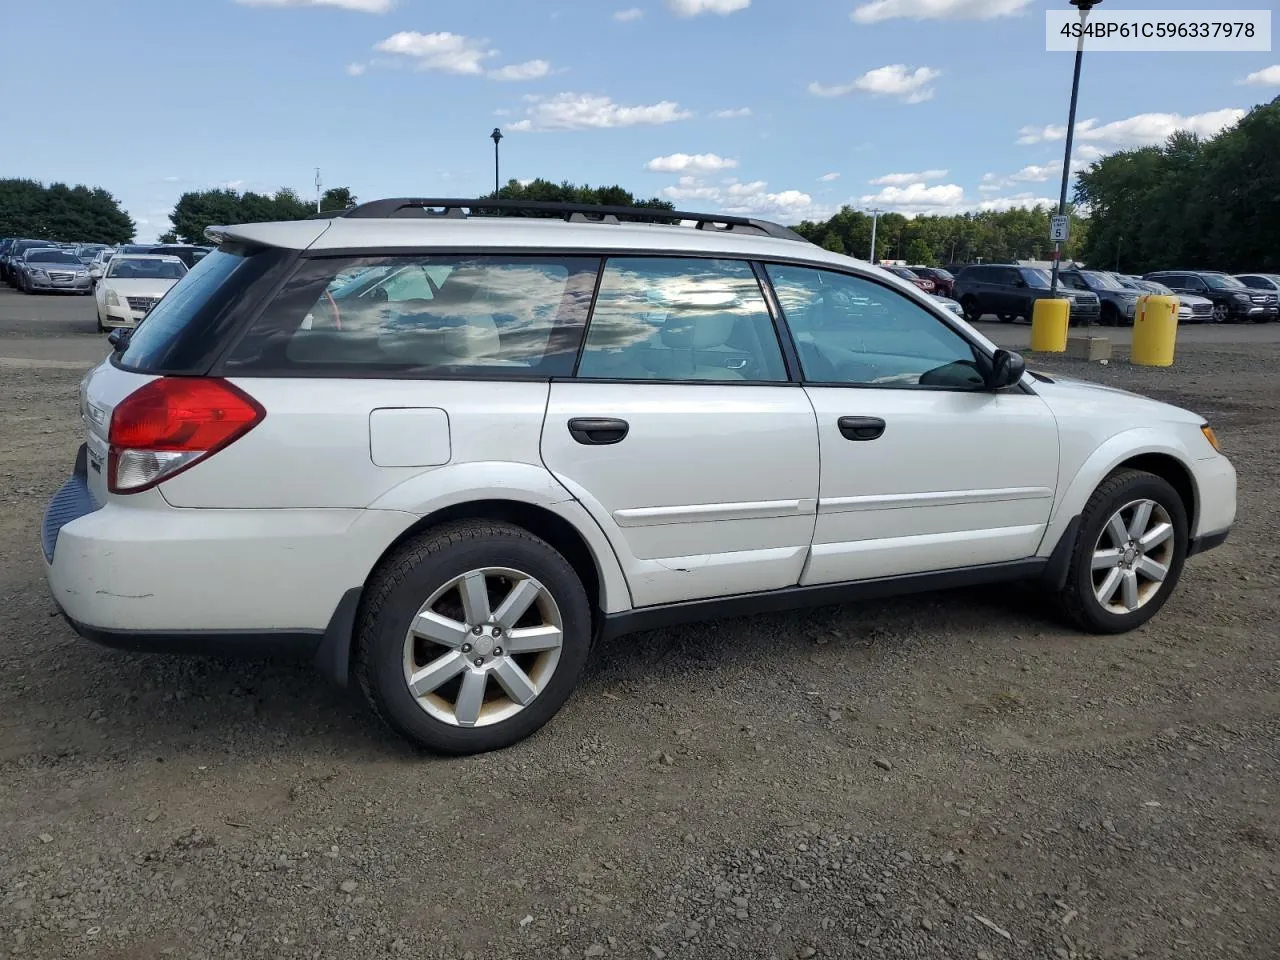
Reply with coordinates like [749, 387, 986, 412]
[42, 198, 1236, 755]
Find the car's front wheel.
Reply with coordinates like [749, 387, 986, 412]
[1058, 468, 1188, 634]
[960, 296, 982, 322]
[355, 519, 592, 755]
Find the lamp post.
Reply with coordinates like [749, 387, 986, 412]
[1049, 0, 1102, 298]
[867, 207, 882, 263]
[490, 127, 504, 196]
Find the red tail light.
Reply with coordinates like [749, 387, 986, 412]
[108, 377, 265, 494]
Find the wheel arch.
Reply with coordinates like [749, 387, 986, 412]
[315, 494, 632, 688]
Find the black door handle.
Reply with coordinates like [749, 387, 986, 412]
[837, 416, 886, 441]
[568, 417, 630, 445]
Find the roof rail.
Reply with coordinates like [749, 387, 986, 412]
[332, 197, 811, 243]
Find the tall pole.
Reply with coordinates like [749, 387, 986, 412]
[490, 127, 504, 196]
[1050, 1, 1097, 297]
[868, 208, 882, 263]
[314, 167, 322, 213]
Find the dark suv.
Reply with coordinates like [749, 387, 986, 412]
[951, 264, 1101, 325]
[1143, 271, 1278, 323]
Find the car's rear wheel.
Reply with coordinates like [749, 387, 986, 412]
[1057, 469, 1188, 634]
[998, 313, 1016, 323]
[355, 519, 592, 755]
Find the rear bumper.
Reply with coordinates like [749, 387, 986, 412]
[42, 462, 416, 638]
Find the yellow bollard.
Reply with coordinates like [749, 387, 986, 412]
[1131, 294, 1179, 367]
[1029, 298, 1069, 352]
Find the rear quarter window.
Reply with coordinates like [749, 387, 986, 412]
[115, 245, 295, 374]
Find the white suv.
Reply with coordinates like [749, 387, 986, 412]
[41, 199, 1237, 755]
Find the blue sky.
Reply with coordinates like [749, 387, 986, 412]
[3, 0, 1276, 240]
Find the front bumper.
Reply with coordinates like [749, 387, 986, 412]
[99, 305, 145, 328]
[27, 274, 92, 292]
[1190, 451, 1236, 549]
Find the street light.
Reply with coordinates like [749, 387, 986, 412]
[1049, 0, 1102, 298]
[490, 127, 504, 196]
[867, 207, 883, 263]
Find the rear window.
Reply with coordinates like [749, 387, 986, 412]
[221, 254, 599, 378]
[115, 245, 293, 374]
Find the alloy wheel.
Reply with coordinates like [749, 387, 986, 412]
[1090, 498, 1176, 615]
[401, 567, 564, 728]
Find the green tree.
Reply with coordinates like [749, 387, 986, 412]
[167, 184, 354, 243]
[157, 230, 179, 243]
[905, 238, 934, 266]
[486, 178, 675, 216]
[0, 178, 134, 243]
[321, 186, 357, 210]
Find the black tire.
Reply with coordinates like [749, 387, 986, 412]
[997, 313, 1015, 323]
[96, 311, 106, 333]
[1057, 468, 1189, 634]
[960, 297, 982, 322]
[354, 519, 592, 755]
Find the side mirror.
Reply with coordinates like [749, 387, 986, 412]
[987, 348, 1025, 390]
[106, 328, 132, 350]
[89, 267, 102, 279]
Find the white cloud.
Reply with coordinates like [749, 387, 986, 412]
[1240, 65, 1280, 87]
[221, 180, 245, 190]
[1017, 108, 1246, 148]
[488, 59, 552, 81]
[614, 7, 644, 20]
[818, 172, 841, 182]
[1009, 162, 1058, 182]
[345, 62, 367, 76]
[510, 92, 692, 131]
[667, 0, 749, 15]
[374, 31, 495, 74]
[645, 153, 739, 173]
[661, 176, 828, 222]
[712, 107, 752, 119]
[977, 193, 1058, 213]
[811, 64, 940, 103]
[978, 183, 1002, 194]
[868, 168, 947, 186]
[859, 182, 965, 212]
[235, 0, 392, 10]
[852, 0, 1032, 24]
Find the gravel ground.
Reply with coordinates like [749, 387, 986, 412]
[0, 307, 1277, 960]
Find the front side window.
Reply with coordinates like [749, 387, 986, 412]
[766, 264, 986, 389]
[1201, 273, 1246, 290]
[224, 254, 598, 377]
[575, 257, 787, 382]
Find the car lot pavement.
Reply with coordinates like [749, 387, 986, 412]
[0, 285, 1277, 959]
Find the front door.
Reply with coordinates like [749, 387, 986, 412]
[540, 255, 819, 608]
[761, 263, 1060, 586]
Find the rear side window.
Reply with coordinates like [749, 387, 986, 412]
[575, 257, 788, 383]
[116, 246, 292, 374]
[223, 255, 599, 378]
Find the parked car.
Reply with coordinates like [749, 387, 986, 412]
[14, 247, 92, 294]
[1234, 273, 1280, 315]
[951, 263, 1101, 325]
[74, 243, 113, 265]
[1057, 268, 1144, 326]
[911, 266, 954, 297]
[3, 238, 61, 286]
[1115, 276, 1215, 324]
[930, 293, 964, 316]
[42, 198, 1235, 755]
[1143, 270, 1278, 323]
[146, 244, 214, 268]
[92, 254, 188, 332]
[880, 263, 935, 293]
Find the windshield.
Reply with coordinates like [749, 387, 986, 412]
[931, 268, 953, 280]
[28, 251, 81, 264]
[1021, 268, 1052, 288]
[1081, 270, 1126, 290]
[107, 258, 188, 280]
[1202, 273, 1247, 290]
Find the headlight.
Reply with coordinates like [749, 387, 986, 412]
[106, 289, 120, 307]
[1232, 293, 1250, 303]
[31, 269, 48, 278]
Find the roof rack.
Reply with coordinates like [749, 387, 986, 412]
[326, 197, 811, 243]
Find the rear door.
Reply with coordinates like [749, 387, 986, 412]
[762, 262, 1059, 585]
[539, 256, 819, 608]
